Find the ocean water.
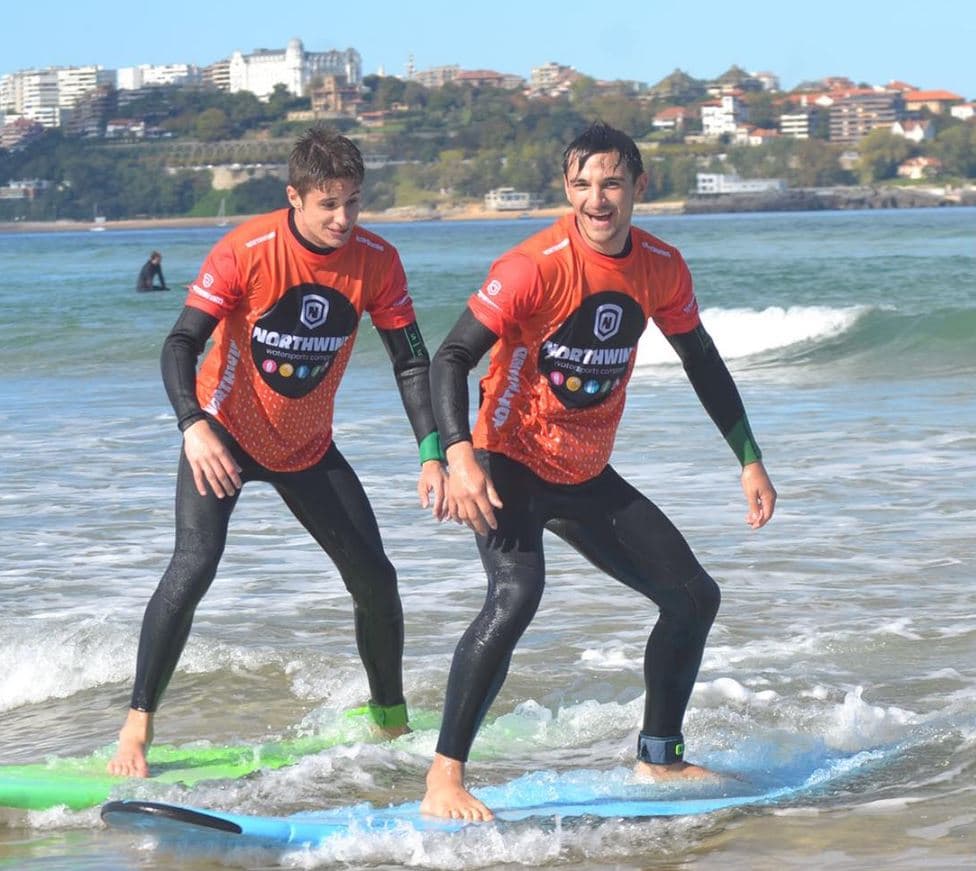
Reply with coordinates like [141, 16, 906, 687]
[0, 208, 974, 869]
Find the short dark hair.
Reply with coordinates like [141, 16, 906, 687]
[562, 122, 644, 182]
[289, 126, 365, 195]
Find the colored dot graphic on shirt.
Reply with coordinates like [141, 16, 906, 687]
[584, 380, 600, 394]
[550, 371, 564, 386]
[296, 365, 310, 379]
[566, 376, 582, 392]
[279, 363, 294, 377]
[262, 360, 278, 374]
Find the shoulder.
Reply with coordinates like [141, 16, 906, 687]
[514, 213, 574, 260]
[348, 225, 400, 261]
[208, 210, 285, 261]
[631, 226, 686, 265]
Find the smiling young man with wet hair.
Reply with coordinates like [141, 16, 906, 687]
[421, 122, 777, 821]
[108, 127, 448, 777]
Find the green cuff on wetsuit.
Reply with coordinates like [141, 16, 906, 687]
[418, 431, 446, 465]
[724, 417, 763, 467]
[367, 700, 409, 730]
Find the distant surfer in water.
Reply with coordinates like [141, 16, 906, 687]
[136, 251, 168, 291]
[108, 127, 448, 777]
[420, 122, 777, 820]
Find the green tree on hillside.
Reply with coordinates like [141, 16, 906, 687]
[935, 123, 976, 177]
[857, 129, 912, 182]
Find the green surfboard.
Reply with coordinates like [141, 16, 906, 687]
[1, 708, 435, 812]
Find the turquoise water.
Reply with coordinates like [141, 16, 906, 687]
[0, 208, 974, 868]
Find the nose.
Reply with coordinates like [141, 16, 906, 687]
[586, 185, 607, 210]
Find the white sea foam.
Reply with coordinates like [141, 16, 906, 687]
[635, 304, 869, 366]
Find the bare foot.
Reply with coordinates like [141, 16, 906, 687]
[634, 760, 720, 782]
[107, 709, 154, 777]
[374, 723, 412, 740]
[420, 752, 494, 821]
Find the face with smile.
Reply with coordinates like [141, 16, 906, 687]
[563, 151, 648, 256]
[287, 178, 361, 249]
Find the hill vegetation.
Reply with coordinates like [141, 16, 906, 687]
[2, 74, 974, 222]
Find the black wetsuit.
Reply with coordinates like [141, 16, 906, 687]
[430, 309, 748, 763]
[130, 303, 438, 714]
[136, 259, 167, 291]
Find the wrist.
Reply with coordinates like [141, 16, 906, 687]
[418, 431, 446, 465]
[177, 411, 208, 432]
[725, 417, 762, 467]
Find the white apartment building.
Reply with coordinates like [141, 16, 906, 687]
[780, 112, 812, 139]
[117, 63, 198, 90]
[412, 65, 460, 89]
[529, 61, 577, 96]
[56, 66, 114, 108]
[228, 38, 361, 100]
[700, 94, 745, 138]
[2, 66, 114, 128]
[0, 69, 61, 127]
[696, 173, 786, 195]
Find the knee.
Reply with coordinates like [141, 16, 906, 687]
[344, 557, 400, 609]
[488, 572, 544, 634]
[684, 570, 721, 628]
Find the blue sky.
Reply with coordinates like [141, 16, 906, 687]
[3, 0, 973, 98]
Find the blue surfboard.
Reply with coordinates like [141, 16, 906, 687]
[102, 749, 884, 851]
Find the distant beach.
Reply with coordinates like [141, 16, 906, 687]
[0, 201, 682, 234]
[3, 182, 973, 234]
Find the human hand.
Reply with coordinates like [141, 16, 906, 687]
[417, 460, 449, 521]
[183, 420, 242, 497]
[445, 442, 502, 536]
[741, 460, 776, 529]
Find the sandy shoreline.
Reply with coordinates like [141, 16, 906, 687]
[0, 202, 686, 234]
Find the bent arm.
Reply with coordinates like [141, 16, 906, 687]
[666, 324, 762, 466]
[430, 309, 503, 534]
[160, 306, 218, 431]
[430, 308, 499, 449]
[377, 320, 444, 459]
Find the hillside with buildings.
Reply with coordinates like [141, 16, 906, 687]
[2, 40, 974, 221]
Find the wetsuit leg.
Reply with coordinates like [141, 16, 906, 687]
[435, 452, 548, 762]
[271, 443, 405, 709]
[130, 430, 249, 712]
[545, 466, 720, 738]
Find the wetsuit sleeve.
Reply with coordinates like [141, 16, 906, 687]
[430, 308, 500, 449]
[376, 320, 444, 462]
[667, 324, 762, 466]
[160, 306, 220, 432]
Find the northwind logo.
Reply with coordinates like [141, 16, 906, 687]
[593, 303, 623, 342]
[300, 295, 329, 329]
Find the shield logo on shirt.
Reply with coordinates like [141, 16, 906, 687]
[593, 303, 623, 342]
[300, 294, 329, 329]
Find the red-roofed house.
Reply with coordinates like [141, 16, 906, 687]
[735, 126, 781, 146]
[903, 90, 964, 113]
[652, 105, 694, 130]
[897, 156, 942, 179]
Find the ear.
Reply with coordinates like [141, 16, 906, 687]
[286, 185, 303, 210]
[634, 172, 649, 200]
